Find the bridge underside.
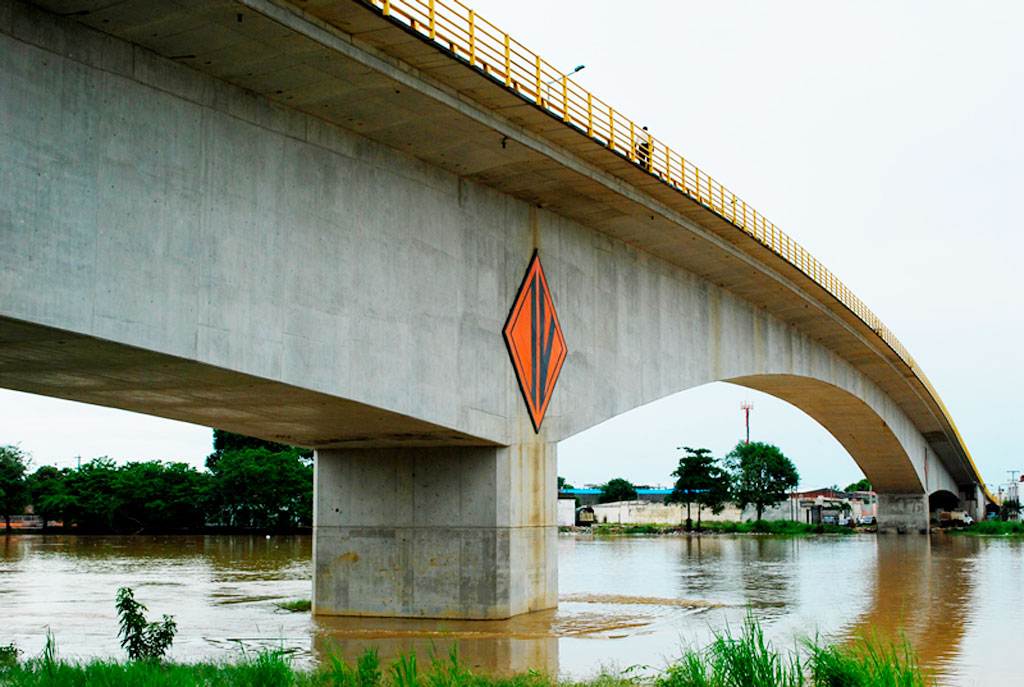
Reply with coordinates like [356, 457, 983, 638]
[0, 316, 489, 449]
[729, 375, 923, 493]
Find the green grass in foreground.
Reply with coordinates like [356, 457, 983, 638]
[957, 520, 1024, 535]
[585, 520, 856, 536]
[0, 619, 932, 687]
[277, 599, 313, 612]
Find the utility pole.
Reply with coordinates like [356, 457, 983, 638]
[740, 401, 753, 444]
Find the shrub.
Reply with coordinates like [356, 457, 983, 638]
[115, 587, 177, 661]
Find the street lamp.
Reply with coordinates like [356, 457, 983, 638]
[544, 64, 585, 101]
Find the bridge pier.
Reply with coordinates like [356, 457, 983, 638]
[313, 442, 557, 619]
[877, 494, 929, 534]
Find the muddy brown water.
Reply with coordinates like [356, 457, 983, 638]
[1, 533, 1021, 684]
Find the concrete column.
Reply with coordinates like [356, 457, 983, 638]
[313, 442, 557, 619]
[877, 493, 928, 534]
[962, 484, 985, 523]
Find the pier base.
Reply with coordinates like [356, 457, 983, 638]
[313, 443, 557, 619]
[877, 493, 928, 534]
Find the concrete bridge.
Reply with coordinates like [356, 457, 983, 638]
[0, 0, 990, 618]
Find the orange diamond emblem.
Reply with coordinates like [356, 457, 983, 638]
[503, 252, 567, 432]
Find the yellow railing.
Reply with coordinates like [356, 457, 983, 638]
[368, 0, 914, 369]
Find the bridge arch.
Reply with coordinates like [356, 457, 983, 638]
[726, 375, 919, 493]
[929, 489, 960, 512]
[559, 373, 924, 495]
[545, 235, 955, 500]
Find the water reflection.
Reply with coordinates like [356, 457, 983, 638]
[842, 535, 975, 684]
[1, 532, 1020, 684]
[313, 615, 559, 676]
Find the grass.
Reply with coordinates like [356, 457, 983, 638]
[590, 523, 676, 535]
[957, 520, 1024, 536]
[277, 599, 313, 612]
[0, 620, 931, 687]
[583, 520, 857, 536]
[702, 520, 857, 535]
[658, 618, 930, 687]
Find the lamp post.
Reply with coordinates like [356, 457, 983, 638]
[544, 64, 585, 101]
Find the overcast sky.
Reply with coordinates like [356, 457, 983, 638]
[2, 1, 1021, 493]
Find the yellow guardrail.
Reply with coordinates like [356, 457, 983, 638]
[363, 0, 991, 496]
[369, 0, 915, 367]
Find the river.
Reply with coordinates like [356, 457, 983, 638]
[1, 533, 1021, 685]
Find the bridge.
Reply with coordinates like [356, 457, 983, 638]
[0, 0, 991, 618]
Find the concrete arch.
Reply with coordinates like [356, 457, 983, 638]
[725, 375, 920, 493]
[545, 230, 955, 499]
[929, 489, 960, 512]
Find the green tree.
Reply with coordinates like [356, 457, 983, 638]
[59, 458, 123, 531]
[26, 465, 69, 531]
[999, 498, 1021, 522]
[557, 476, 575, 491]
[206, 430, 312, 470]
[726, 441, 799, 521]
[0, 445, 31, 533]
[844, 478, 871, 492]
[116, 587, 176, 661]
[208, 447, 313, 529]
[665, 447, 730, 530]
[114, 462, 212, 532]
[598, 477, 638, 504]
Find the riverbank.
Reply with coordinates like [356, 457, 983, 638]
[0, 621, 931, 687]
[954, 520, 1024, 536]
[561, 520, 868, 536]
[3, 526, 312, 536]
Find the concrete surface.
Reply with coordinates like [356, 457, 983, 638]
[557, 499, 575, 527]
[314, 442, 556, 618]
[876, 494, 929, 534]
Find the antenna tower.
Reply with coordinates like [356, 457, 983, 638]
[740, 401, 754, 444]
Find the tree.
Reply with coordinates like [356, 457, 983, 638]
[0, 445, 31, 533]
[844, 478, 871, 492]
[206, 430, 312, 470]
[726, 441, 799, 521]
[114, 461, 212, 532]
[557, 476, 575, 491]
[665, 447, 730, 530]
[26, 465, 69, 531]
[598, 477, 638, 504]
[116, 587, 177, 661]
[999, 498, 1021, 522]
[58, 458, 123, 531]
[207, 447, 313, 529]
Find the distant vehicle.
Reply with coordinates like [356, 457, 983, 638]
[575, 505, 595, 527]
[938, 509, 972, 527]
[858, 515, 876, 526]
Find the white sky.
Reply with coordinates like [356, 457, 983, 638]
[3, 1, 1022, 493]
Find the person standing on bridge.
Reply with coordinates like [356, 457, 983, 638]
[636, 126, 651, 171]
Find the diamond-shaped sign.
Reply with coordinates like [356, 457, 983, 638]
[503, 252, 567, 432]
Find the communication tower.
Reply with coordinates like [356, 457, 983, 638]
[740, 401, 753, 444]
